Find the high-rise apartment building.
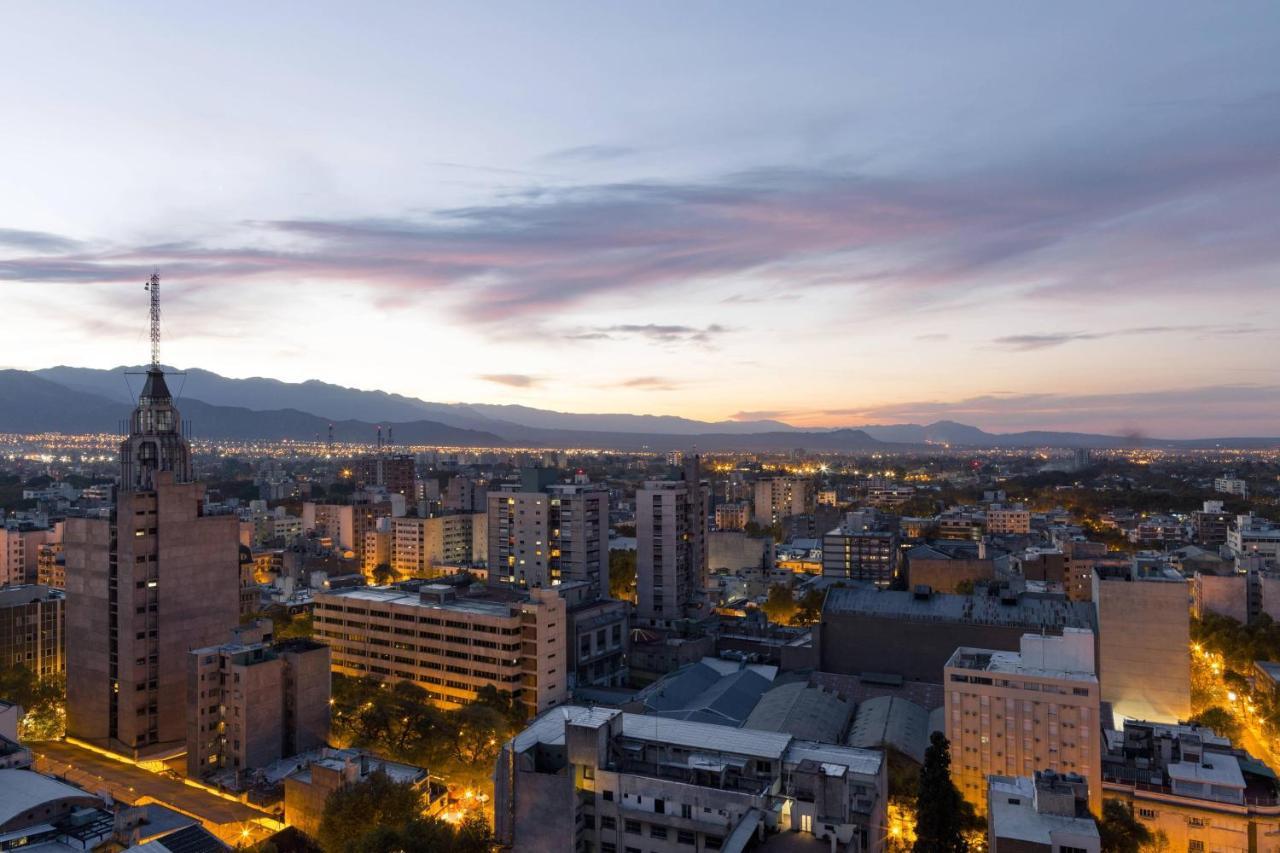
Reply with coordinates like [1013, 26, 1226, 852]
[945, 628, 1101, 813]
[487, 483, 607, 597]
[313, 580, 567, 717]
[636, 457, 709, 628]
[186, 622, 330, 778]
[390, 513, 483, 576]
[752, 477, 814, 526]
[65, 288, 242, 757]
[714, 501, 749, 531]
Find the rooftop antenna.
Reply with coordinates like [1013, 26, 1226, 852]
[387, 426, 394, 451]
[144, 272, 161, 368]
[376, 424, 383, 450]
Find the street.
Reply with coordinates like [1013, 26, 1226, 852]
[33, 739, 278, 846]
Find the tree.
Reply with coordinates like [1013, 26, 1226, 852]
[761, 584, 799, 625]
[609, 549, 637, 602]
[793, 588, 826, 625]
[914, 732, 967, 853]
[317, 771, 423, 853]
[1098, 798, 1152, 853]
[370, 563, 396, 585]
[1190, 705, 1241, 743]
[0, 665, 65, 740]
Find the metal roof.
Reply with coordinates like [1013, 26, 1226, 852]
[0, 770, 98, 827]
[742, 682, 852, 744]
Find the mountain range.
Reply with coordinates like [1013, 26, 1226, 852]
[1, 365, 1276, 451]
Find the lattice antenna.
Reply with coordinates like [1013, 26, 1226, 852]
[144, 272, 161, 367]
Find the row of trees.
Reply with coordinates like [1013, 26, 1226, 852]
[330, 675, 523, 793]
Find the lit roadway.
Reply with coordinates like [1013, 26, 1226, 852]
[33, 739, 277, 846]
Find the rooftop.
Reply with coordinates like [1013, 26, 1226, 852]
[989, 775, 1098, 847]
[0, 585, 63, 608]
[0, 770, 99, 827]
[823, 587, 1096, 632]
[315, 584, 517, 617]
[743, 682, 852, 744]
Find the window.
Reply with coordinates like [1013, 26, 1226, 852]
[1138, 808, 1156, 820]
[677, 830, 695, 845]
[1188, 843, 1204, 853]
[653, 798, 665, 815]
[600, 816, 616, 831]
[624, 819, 641, 835]
[602, 789, 614, 802]
[649, 826, 666, 839]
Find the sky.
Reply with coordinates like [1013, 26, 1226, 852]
[1, 2, 1278, 438]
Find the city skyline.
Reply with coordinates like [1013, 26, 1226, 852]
[2, 3, 1279, 438]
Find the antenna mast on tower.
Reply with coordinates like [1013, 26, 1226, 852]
[144, 272, 161, 368]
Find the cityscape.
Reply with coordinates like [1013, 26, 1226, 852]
[2, 4, 1280, 853]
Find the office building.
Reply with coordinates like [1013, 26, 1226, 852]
[821, 512, 899, 586]
[0, 584, 64, 676]
[1092, 563, 1190, 723]
[493, 706, 887, 852]
[186, 622, 330, 778]
[945, 628, 1101, 811]
[817, 587, 1096, 683]
[445, 475, 489, 513]
[987, 772, 1099, 853]
[753, 477, 814, 526]
[313, 580, 567, 717]
[1061, 540, 1108, 602]
[488, 483, 608, 597]
[1102, 720, 1280, 853]
[636, 457, 709, 628]
[65, 349, 241, 757]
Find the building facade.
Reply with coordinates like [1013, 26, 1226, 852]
[0, 584, 64, 676]
[488, 484, 608, 597]
[946, 629, 1101, 813]
[636, 458, 709, 628]
[753, 477, 814, 527]
[65, 364, 241, 757]
[186, 623, 330, 778]
[1093, 564, 1191, 724]
[313, 581, 567, 717]
[821, 512, 899, 586]
[493, 706, 888, 852]
[390, 513, 482, 577]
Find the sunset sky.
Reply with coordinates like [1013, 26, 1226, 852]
[2, 2, 1278, 437]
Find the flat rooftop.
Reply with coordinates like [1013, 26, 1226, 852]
[947, 647, 1099, 683]
[316, 585, 517, 617]
[0, 584, 63, 607]
[823, 587, 1096, 631]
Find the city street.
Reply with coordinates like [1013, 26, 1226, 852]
[33, 740, 277, 845]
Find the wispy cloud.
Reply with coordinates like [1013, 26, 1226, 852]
[619, 376, 682, 390]
[542, 144, 636, 163]
[993, 325, 1266, 351]
[476, 373, 543, 388]
[567, 323, 730, 345]
[2, 92, 1278, 336]
[0, 228, 82, 253]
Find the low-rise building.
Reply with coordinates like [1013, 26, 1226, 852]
[986, 505, 1032, 535]
[987, 772, 1099, 853]
[313, 580, 567, 717]
[283, 749, 431, 840]
[1102, 720, 1280, 853]
[493, 706, 888, 852]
